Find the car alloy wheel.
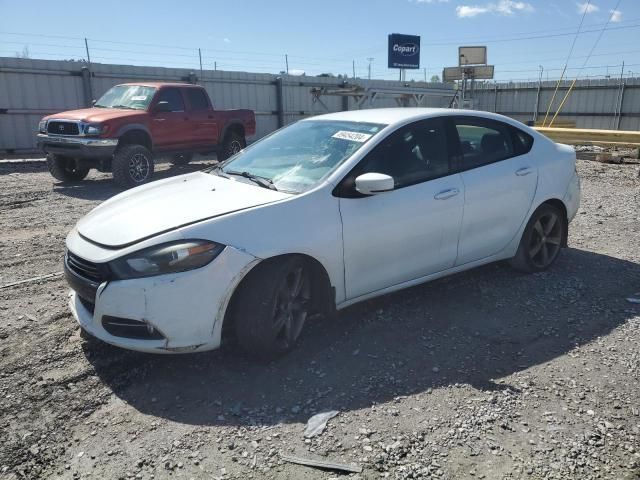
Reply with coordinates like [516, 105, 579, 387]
[271, 266, 311, 350]
[228, 140, 243, 155]
[528, 211, 562, 268]
[128, 153, 150, 183]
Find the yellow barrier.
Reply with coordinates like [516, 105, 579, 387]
[533, 127, 640, 148]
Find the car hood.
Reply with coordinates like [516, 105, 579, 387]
[76, 172, 292, 248]
[44, 108, 146, 123]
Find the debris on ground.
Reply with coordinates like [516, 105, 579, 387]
[303, 410, 339, 438]
[280, 454, 362, 474]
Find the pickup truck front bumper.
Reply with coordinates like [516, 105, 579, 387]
[37, 133, 118, 159]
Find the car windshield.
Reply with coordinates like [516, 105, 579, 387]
[94, 85, 156, 110]
[215, 120, 385, 193]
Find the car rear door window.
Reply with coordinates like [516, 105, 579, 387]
[156, 88, 185, 112]
[454, 118, 515, 169]
[185, 88, 210, 111]
[355, 118, 450, 189]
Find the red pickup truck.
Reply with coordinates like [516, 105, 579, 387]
[36, 82, 256, 187]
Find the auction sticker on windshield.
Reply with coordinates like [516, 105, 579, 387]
[131, 96, 148, 101]
[332, 131, 373, 142]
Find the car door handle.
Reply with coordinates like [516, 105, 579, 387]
[515, 167, 533, 176]
[434, 188, 460, 200]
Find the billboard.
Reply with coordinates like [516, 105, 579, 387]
[458, 46, 487, 66]
[388, 34, 420, 69]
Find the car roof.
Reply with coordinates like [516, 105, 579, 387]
[305, 108, 527, 129]
[118, 82, 202, 88]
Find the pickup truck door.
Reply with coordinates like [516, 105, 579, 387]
[149, 87, 192, 150]
[184, 87, 219, 148]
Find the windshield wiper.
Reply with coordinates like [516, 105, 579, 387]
[225, 170, 277, 191]
[93, 104, 107, 108]
[210, 164, 230, 178]
[111, 104, 137, 110]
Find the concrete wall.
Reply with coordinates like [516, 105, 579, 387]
[472, 78, 640, 131]
[0, 57, 453, 153]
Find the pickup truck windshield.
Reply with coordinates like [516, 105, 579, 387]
[216, 120, 385, 194]
[94, 85, 157, 110]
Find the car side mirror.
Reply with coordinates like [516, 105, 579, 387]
[355, 173, 394, 195]
[154, 101, 171, 113]
[91, 99, 96, 106]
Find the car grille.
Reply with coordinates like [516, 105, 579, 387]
[64, 250, 110, 304]
[66, 251, 105, 283]
[47, 121, 80, 135]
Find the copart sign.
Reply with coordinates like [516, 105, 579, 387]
[388, 33, 420, 69]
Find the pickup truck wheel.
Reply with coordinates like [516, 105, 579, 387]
[233, 257, 311, 361]
[170, 153, 194, 165]
[219, 132, 246, 161]
[112, 145, 154, 188]
[46, 154, 89, 183]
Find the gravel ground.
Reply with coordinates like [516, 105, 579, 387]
[0, 158, 639, 480]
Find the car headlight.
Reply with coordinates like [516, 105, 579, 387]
[38, 120, 47, 133]
[84, 124, 103, 135]
[109, 240, 225, 280]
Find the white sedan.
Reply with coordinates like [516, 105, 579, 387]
[64, 108, 580, 358]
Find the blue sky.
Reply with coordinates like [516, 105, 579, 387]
[1, 0, 638, 81]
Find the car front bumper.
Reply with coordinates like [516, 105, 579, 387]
[37, 133, 118, 159]
[67, 246, 258, 354]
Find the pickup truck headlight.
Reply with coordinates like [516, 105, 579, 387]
[38, 120, 47, 133]
[109, 240, 225, 280]
[84, 124, 103, 136]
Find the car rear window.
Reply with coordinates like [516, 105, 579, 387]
[511, 127, 534, 155]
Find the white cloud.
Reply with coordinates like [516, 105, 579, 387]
[412, 0, 450, 3]
[456, 0, 533, 18]
[456, 5, 489, 17]
[610, 9, 622, 22]
[577, 2, 599, 14]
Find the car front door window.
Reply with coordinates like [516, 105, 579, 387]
[354, 118, 450, 189]
[156, 88, 185, 112]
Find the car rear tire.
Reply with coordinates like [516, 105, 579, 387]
[510, 203, 566, 273]
[233, 257, 312, 360]
[112, 144, 154, 188]
[46, 154, 89, 183]
[170, 153, 194, 165]
[218, 132, 245, 161]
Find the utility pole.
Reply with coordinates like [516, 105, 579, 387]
[533, 65, 543, 122]
[285, 54, 289, 74]
[424, 67, 427, 82]
[367, 57, 374, 80]
[84, 38, 91, 66]
[214, 61, 217, 71]
[352, 60, 356, 79]
[198, 48, 203, 82]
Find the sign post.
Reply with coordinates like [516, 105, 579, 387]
[443, 46, 493, 108]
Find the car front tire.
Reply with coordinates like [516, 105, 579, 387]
[233, 257, 312, 360]
[510, 203, 566, 273]
[112, 144, 154, 188]
[46, 154, 89, 183]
